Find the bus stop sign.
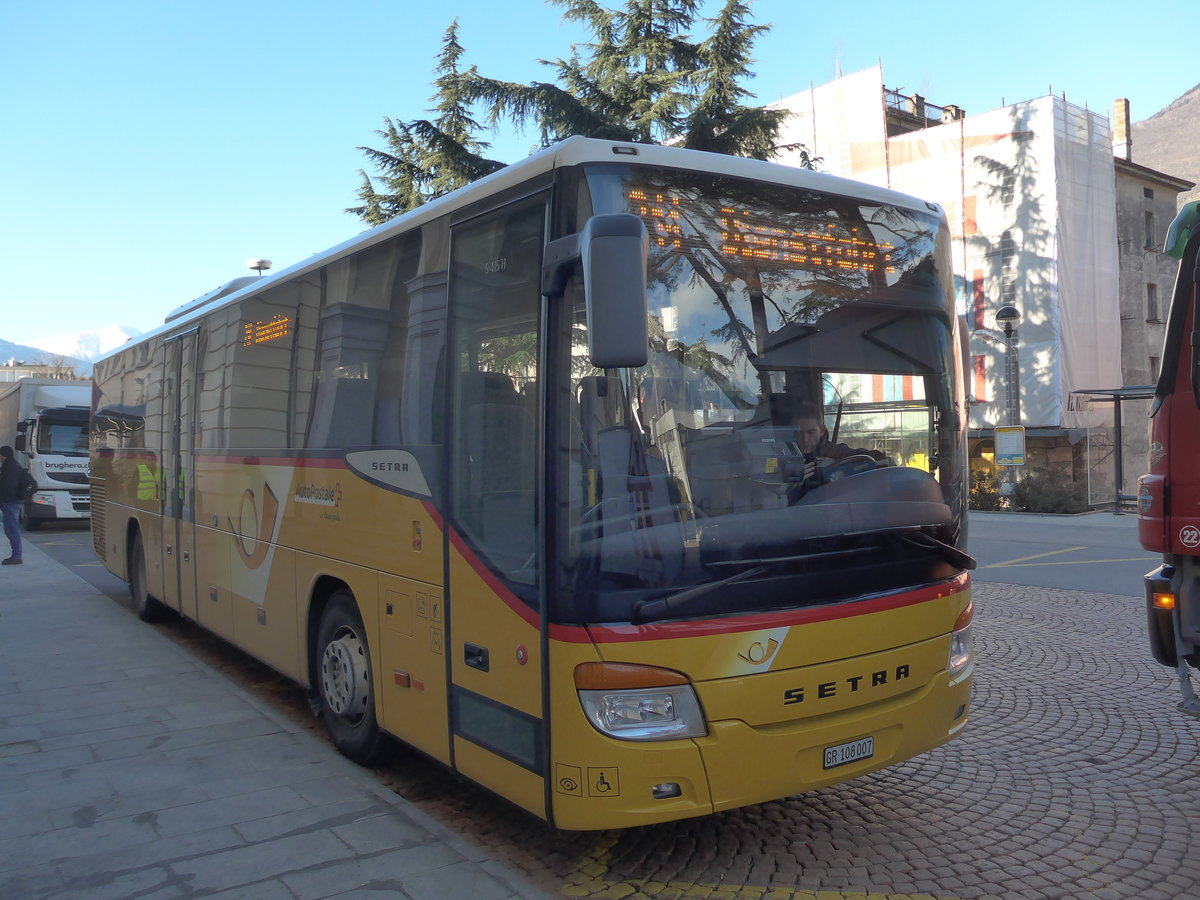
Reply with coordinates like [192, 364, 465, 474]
[995, 425, 1026, 466]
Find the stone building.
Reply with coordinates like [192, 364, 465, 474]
[1111, 99, 1194, 388]
[1093, 100, 1193, 504]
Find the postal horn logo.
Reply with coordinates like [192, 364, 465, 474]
[738, 638, 780, 665]
[229, 483, 280, 569]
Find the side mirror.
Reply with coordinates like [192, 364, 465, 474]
[580, 214, 649, 369]
[1165, 200, 1200, 261]
[542, 213, 649, 369]
[14, 434, 25, 453]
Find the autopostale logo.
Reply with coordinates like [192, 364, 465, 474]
[294, 482, 342, 508]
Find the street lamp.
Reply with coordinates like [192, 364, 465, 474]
[971, 307, 1023, 508]
[992, 305, 1022, 508]
[994, 305, 1022, 427]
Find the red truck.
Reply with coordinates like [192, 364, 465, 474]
[1138, 199, 1200, 718]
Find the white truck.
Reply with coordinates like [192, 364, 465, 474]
[0, 378, 91, 527]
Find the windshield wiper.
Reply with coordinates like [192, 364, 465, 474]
[630, 530, 975, 625]
[631, 548, 872, 624]
[895, 531, 976, 571]
[632, 561, 784, 624]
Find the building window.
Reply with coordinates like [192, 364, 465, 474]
[971, 271, 985, 330]
[999, 230, 1016, 304]
[973, 355, 987, 403]
[1150, 356, 1161, 382]
[1145, 211, 1157, 250]
[1144, 187, 1154, 200]
[963, 195, 978, 235]
[1000, 169, 1015, 206]
[1147, 283, 1160, 322]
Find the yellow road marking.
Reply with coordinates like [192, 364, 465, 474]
[981, 547, 1085, 568]
[982, 546, 1158, 569]
[986, 557, 1157, 568]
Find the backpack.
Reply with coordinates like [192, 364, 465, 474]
[18, 469, 37, 501]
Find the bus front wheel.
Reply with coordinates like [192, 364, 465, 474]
[316, 590, 386, 765]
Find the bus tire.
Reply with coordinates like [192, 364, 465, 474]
[316, 590, 387, 765]
[129, 531, 172, 623]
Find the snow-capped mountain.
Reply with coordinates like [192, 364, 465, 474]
[27, 325, 143, 362]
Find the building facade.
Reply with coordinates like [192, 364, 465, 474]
[0, 360, 80, 382]
[770, 68, 1193, 506]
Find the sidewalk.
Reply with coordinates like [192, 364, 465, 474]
[969, 507, 1143, 530]
[0, 540, 553, 899]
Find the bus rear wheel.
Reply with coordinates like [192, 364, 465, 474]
[316, 590, 387, 765]
[129, 531, 172, 623]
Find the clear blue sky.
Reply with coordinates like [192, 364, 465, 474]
[3, 0, 1194, 348]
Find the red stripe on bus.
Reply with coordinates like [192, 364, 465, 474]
[130, 448, 968, 646]
[446, 521, 969, 644]
[569, 572, 970, 644]
[447, 527, 542, 631]
[192, 454, 348, 468]
[421, 500, 444, 530]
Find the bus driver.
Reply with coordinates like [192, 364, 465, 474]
[790, 400, 884, 463]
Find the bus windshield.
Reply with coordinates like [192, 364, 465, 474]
[555, 164, 966, 624]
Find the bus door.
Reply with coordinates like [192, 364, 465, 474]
[161, 330, 199, 621]
[445, 195, 548, 817]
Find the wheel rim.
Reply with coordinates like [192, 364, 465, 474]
[321, 626, 369, 719]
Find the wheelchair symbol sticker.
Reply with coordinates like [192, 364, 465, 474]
[587, 767, 620, 797]
[1181, 525, 1200, 548]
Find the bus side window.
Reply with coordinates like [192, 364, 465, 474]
[306, 303, 390, 449]
[447, 196, 546, 585]
[459, 371, 536, 570]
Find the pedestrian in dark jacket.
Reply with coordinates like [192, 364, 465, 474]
[0, 445, 24, 564]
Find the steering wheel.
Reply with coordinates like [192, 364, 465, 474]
[824, 454, 881, 482]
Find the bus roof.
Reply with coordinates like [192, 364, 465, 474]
[143, 137, 944, 347]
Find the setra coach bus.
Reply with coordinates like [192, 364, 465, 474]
[91, 137, 975, 829]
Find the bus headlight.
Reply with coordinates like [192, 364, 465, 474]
[948, 601, 974, 680]
[575, 662, 707, 741]
[32, 492, 55, 507]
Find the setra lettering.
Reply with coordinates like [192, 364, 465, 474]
[372, 462, 409, 472]
[782, 665, 912, 705]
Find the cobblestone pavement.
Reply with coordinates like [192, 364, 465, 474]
[368, 582, 1200, 900]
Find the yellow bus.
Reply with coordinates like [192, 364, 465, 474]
[91, 137, 974, 829]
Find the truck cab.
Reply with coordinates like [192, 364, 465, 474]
[0, 379, 93, 528]
[1138, 199, 1200, 718]
[16, 405, 91, 526]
